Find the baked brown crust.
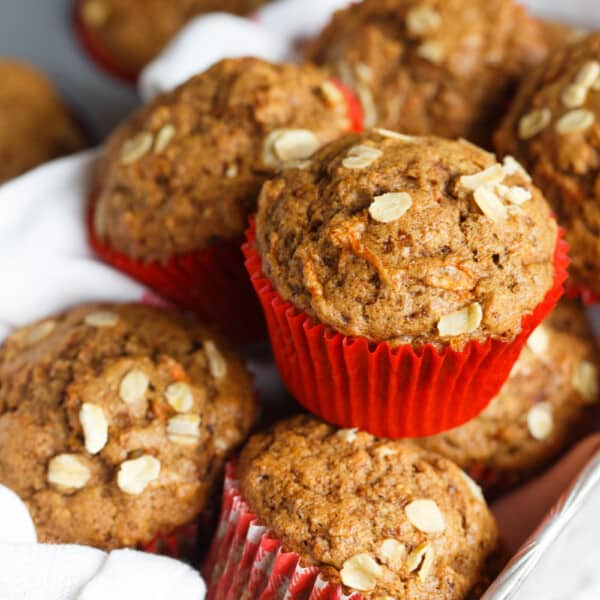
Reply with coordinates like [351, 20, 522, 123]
[238, 415, 499, 600]
[0, 60, 85, 183]
[495, 34, 600, 296]
[0, 303, 255, 549]
[256, 130, 557, 349]
[78, 0, 267, 74]
[94, 58, 353, 262]
[308, 0, 548, 146]
[419, 300, 599, 476]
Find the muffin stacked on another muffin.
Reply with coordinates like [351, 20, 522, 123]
[495, 33, 600, 300]
[0, 303, 255, 549]
[308, 0, 549, 145]
[206, 415, 499, 599]
[249, 129, 563, 436]
[0, 60, 85, 183]
[419, 299, 599, 491]
[77, 0, 268, 76]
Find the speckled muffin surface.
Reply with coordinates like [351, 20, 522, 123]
[495, 34, 600, 297]
[78, 0, 267, 74]
[308, 0, 548, 145]
[419, 300, 599, 477]
[93, 58, 353, 262]
[256, 130, 557, 349]
[0, 303, 255, 550]
[238, 415, 498, 599]
[0, 60, 85, 184]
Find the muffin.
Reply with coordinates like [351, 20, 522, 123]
[248, 129, 566, 437]
[419, 299, 599, 493]
[542, 21, 588, 51]
[75, 0, 268, 79]
[307, 0, 549, 146]
[89, 57, 359, 341]
[495, 34, 600, 302]
[0, 60, 85, 184]
[204, 415, 499, 599]
[0, 303, 255, 550]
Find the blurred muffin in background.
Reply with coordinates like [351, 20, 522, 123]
[0, 60, 85, 184]
[419, 300, 599, 494]
[75, 0, 268, 78]
[89, 57, 358, 341]
[308, 0, 549, 146]
[495, 33, 600, 301]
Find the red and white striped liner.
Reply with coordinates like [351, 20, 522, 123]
[203, 463, 360, 600]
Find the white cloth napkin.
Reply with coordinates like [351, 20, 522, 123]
[139, 0, 353, 100]
[0, 485, 205, 600]
[0, 152, 146, 344]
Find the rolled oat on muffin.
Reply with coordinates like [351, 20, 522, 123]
[495, 33, 600, 302]
[89, 57, 359, 340]
[0, 303, 255, 550]
[419, 299, 599, 493]
[308, 0, 549, 145]
[0, 60, 85, 184]
[204, 415, 499, 599]
[75, 0, 268, 78]
[247, 129, 566, 437]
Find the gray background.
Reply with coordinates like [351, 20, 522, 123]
[0, 0, 138, 142]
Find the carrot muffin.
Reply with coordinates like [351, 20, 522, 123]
[0, 60, 85, 184]
[257, 130, 557, 349]
[495, 34, 600, 298]
[93, 57, 354, 263]
[308, 0, 549, 146]
[77, 0, 267, 76]
[0, 303, 255, 550]
[213, 415, 499, 599]
[419, 300, 599, 490]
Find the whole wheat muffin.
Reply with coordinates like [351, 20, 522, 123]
[0, 303, 255, 549]
[495, 34, 600, 297]
[77, 0, 267, 75]
[419, 300, 599, 486]
[93, 57, 354, 262]
[0, 60, 85, 183]
[256, 130, 557, 349]
[307, 0, 548, 145]
[237, 415, 499, 599]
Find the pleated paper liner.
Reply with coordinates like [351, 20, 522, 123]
[73, 0, 139, 83]
[87, 201, 267, 343]
[203, 462, 360, 600]
[142, 522, 199, 560]
[243, 220, 569, 438]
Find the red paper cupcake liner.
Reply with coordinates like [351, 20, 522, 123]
[330, 79, 363, 133]
[73, 0, 138, 83]
[203, 462, 360, 600]
[87, 202, 266, 344]
[142, 522, 199, 559]
[564, 280, 600, 306]
[243, 220, 569, 438]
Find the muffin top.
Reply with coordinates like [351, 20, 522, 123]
[308, 0, 548, 145]
[495, 34, 600, 295]
[419, 300, 599, 475]
[93, 57, 354, 262]
[78, 0, 267, 74]
[0, 303, 255, 549]
[238, 415, 498, 600]
[0, 60, 85, 183]
[256, 130, 557, 349]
